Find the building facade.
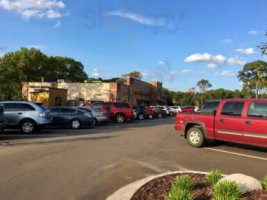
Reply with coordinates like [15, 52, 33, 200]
[22, 77, 166, 106]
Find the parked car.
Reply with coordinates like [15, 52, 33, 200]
[152, 106, 171, 115]
[90, 102, 134, 123]
[181, 106, 195, 113]
[133, 106, 147, 120]
[175, 99, 267, 148]
[151, 107, 167, 118]
[78, 107, 109, 125]
[0, 105, 6, 131]
[170, 106, 182, 113]
[48, 107, 94, 129]
[0, 101, 52, 134]
[145, 107, 157, 119]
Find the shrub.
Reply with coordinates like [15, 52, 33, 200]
[263, 175, 267, 191]
[166, 175, 195, 200]
[206, 169, 223, 185]
[172, 175, 195, 191]
[213, 181, 242, 200]
[166, 188, 193, 200]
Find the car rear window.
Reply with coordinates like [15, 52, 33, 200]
[248, 102, 267, 118]
[60, 108, 77, 113]
[201, 101, 220, 113]
[221, 102, 244, 117]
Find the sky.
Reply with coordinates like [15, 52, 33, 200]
[0, 0, 267, 92]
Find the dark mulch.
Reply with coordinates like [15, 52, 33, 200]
[131, 173, 267, 200]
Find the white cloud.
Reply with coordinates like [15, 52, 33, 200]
[185, 53, 226, 68]
[54, 20, 61, 28]
[221, 39, 232, 43]
[215, 70, 236, 77]
[92, 68, 100, 78]
[158, 61, 165, 65]
[248, 30, 259, 36]
[235, 47, 255, 55]
[184, 53, 211, 62]
[181, 69, 193, 74]
[0, 0, 67, 20]
[106, 10, 168, 27]
[227, 57, 247, 66]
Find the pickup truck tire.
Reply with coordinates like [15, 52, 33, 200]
[187, 127, 205, 148]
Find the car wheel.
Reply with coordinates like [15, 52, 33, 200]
[157, 113, 163, 119]
[170, 112, 174, 116]
[187, 127, 205, 148]
[20, 120, 36, 134]
[138, 113, 145, 120]
[116, 114, 125, 123]
[71, 119, 81, 129]
[92, 118, 97, 126]
[148, 114, 153, 119]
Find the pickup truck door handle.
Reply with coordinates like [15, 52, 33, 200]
[219, 119, 225, 123]
[245, 121, 251, 125]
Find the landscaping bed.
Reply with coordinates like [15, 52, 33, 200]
[131, 172, 267, 200]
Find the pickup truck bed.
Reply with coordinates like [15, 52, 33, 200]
[175, 99, 267, 148]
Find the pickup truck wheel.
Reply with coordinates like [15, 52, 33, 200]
[187, 127, 205, 148]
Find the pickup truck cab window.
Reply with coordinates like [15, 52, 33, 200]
[248, 102, 267, 118]
[221, 102, 244, 117]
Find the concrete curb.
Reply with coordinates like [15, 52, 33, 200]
[106, 171, 210, 200]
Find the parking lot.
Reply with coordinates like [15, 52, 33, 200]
[0, 117, 267, 200]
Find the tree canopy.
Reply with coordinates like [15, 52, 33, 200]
[196, 79, 212, 93]
[0, 48, 88, 100]
[258, 31, 267, 56]
[238, 60, 267, 98]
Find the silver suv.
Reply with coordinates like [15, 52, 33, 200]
[0, 101, 52, 134]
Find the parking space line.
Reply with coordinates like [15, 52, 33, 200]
[204, 147, 267, 161]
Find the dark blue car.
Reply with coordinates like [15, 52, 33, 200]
[48, 107, 94, 129]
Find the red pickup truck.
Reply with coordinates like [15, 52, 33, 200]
[175, 99, 267, 148]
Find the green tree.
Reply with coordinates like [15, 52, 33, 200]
[196, 79, 212, 105]
[121, 71, 142, 80]
[0, 47, 88, 100]
[258, 31, 267, 55]
[238, 60, 267, 99]
[196, 79, 212, 93]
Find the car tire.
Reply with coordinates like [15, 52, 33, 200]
[157, 113, 163, 119]
[138, 113, 145, 120]
[148, 114, 153, 119]
[116, 114, 125, 123]
[170, 112, 174, 116]
[92, 118, 97, 126]
[187, 127, 205, 148]
[20, 119, 36, 134]
[71, 119, 81, 129]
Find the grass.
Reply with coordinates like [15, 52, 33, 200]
[263, 175, 267, 191]
[206, 169, 223, 185]
[172, 175, 195, 191]
[213, 181, 242, 200]
[166, 175, 195, 200]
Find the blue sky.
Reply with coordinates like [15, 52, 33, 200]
[0, 0, 266, 92]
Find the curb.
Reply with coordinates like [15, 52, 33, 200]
[106, 171, 210, 200]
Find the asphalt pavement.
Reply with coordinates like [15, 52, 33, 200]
[0, 117, 266, 200]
